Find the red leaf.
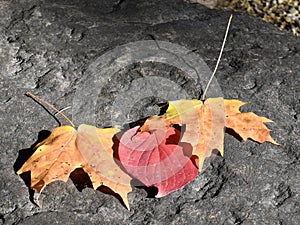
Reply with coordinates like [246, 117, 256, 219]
[118, 118, 198, 197]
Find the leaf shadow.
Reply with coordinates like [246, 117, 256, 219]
[69, 168, 93, 191]
[97, 185, 128, 208]
[69, 168, 128, 209]
[170, 124, 199, 169]
[131, 179, 159, 198]
[14, 130, 51, 206]
[225, 127, 243, 142]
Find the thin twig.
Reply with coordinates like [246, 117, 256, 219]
[54, 106, 71, 116]
[26, 92, 75, 127]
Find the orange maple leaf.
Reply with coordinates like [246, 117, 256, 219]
[224, 99, 279, 145]
[17, 124, 132, 208]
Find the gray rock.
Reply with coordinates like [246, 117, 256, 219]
[1, 0, 299, 224]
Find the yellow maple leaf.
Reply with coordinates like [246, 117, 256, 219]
[159, 97, 279, 171]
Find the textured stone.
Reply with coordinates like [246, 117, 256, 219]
[1, 0, 299, 224]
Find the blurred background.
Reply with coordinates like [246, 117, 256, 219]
[186, 0, 300, 36]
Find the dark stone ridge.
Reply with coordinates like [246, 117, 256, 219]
[1, 0, 299, 224]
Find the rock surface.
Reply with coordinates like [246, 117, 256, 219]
[1, 0, 299, 224]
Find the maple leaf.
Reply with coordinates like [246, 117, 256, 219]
[163, 97, 225, 171]
[17, 124, 132, 208]
[224, 99, 279, 145]
[161, 97, 279, 170]
[117, 117, 198, 197]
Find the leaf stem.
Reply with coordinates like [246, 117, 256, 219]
[26, 92, 75, 127]
[201, 14, 233, 101]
